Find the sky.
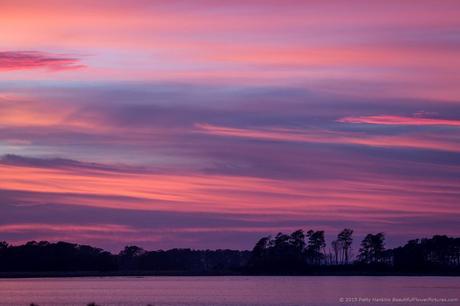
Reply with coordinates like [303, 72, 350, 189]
[0, 0, 459, 251]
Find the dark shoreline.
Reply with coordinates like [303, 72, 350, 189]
[1, 271, 459, 278]
[2, 234, 459, 278]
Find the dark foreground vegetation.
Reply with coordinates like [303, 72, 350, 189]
[1, 229, 459, 277]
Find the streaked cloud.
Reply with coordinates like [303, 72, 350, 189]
[1, 154, 459, 249]
[0, 51, 84, 71]
[339, 115, 460, 127]
[1, 1, 459, 249]
[195, 123, 460, 153]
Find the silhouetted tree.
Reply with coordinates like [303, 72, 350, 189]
[247, 236, 270, 272]
[118, 246, 145, 270]
[0, 240, 115, 272]
[248, 230, 309, 273]
[358, 233, 385, 264]
[306, 230, 326, 265]
[393, 235, 460, 272]
[338, 228, 353, 264]
[289, 229, 307, 267]
[289, 230, 306, 252]
[252, 236, 270, 257]
[270, 232, 299, 272]
[274, 232, 290, 248]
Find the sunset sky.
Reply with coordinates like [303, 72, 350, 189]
[1, 0, 459, 251]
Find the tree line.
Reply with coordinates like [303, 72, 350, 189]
[0, 229, 459, 275]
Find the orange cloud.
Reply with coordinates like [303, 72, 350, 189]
[0, 96, 111, 132]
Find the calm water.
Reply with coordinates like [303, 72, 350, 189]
[0, 276, 459, 306]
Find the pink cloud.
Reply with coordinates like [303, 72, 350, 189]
[3, 154, 460, 226]
[2, 153, 459, 249]
[0, 223, 135, 234]
[1, 155, 459, 216]
[1, 1, 460, 103]
[195, 123, 460, 153]
[0, 51, 84, 71]
[338, 115, 460, 127]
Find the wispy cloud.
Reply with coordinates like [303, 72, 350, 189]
[0, 51, 84, 71]
[338, 115, 460, 127]
[195, 123, 460, 153]
[1, 0, 460, 249]
[0, 223, 135, 234]
[1, 154, 459, 249]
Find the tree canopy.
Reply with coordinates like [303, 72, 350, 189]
[0, 231, 459, 275]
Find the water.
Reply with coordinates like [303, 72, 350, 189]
[0, 276, 458, 306]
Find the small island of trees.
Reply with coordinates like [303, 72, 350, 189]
[0, 229, 459, 276]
